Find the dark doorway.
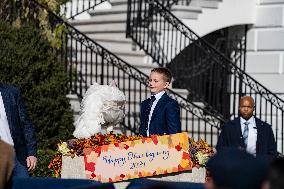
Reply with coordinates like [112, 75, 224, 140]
[168, 25, 247, 119]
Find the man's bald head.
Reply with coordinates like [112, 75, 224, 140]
[239, 96, 255, 120]
[240, 96, 255, 107]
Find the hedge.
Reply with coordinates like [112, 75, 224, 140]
[0, 21, 74, 176]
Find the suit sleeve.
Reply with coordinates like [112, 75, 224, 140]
[165, 100, 181, 134]
[16, 88, 37, 157]
[216, 124, 229, 151]
[139, 101, 146, 136]
[266, 124, 277, 160]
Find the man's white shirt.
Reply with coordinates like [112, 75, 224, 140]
[146, 91, 165, 137]
[240, 116, 257, 156]
[0, 92, 14, 145]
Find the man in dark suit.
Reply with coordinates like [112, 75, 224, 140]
[139, 68, 181, 137]
[0, 83, 37, 177]
[216, 96, 277, 161]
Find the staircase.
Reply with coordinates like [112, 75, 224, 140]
[70, 1, 155, 74]
[57, 0, 222, 145]
[69, 2, 189, 109]
[61, 0, 284, 152]
[59, 0, 107, 19]
[171, 0, 221, 20]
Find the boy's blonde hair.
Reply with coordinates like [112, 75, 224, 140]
[151, 67, 172, 83]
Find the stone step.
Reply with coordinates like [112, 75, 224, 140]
[202, 0, 222, 8]
[107, 0, 221, 11]
[109, 0, 128, 5]
[90, 12, 127, 22]
[68, 59, 154, 76]
[87, 32, 127, 40]
[171, 5, 202, 19]
[60, 0, 111, 19]
[109, 2, 128, 10]
[190, 0, 221, 9]
[89, 7, 126, 16]
[71, 25, 162, 47]
[67, 94, 80, 121]
[70, 15, 126, 25]
[93, 38, 136, 52]
[93, 37, 133, 43]
[116, 51, 153, 66]
[73, 22, 126, 33]
[72, 19, 166, 36]
[104, 2, 128, 11]
[91, 38, 164, 58]
[68, 46, 150, 65]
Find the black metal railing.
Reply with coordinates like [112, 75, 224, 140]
[161, 0, 192, 7]
[204, 26, 248, 71]
[126, 0, 284, 153]
[171, 0, 192, 6]
[169, 27, 247, 118]
[3, 0, 224, 146]
[60, 0, 107, 20]
[214, 37, 247, 70]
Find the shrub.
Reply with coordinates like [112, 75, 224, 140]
[0, 21, 74, 176]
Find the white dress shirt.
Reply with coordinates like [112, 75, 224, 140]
[240, 116, 257, 156]
[146, 91, 165, 136]
[0, 92, 14, 145]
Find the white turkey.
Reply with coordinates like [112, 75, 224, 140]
[73, 81, 126, 139]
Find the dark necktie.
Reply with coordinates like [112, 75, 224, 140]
[145, 95, 156, 132]
[243, 122, 249, 148]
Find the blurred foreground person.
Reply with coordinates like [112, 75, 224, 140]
[205, 148, 267, 189]
[267, 157, 284, 189]
[0, 139, 15, 189]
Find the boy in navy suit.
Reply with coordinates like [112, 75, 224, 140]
[139, 68, 181, 137]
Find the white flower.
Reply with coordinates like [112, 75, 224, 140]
[57, 142, 70, 155]
[195, 152, 209, 166]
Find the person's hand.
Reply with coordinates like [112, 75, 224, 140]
[26, 156, 37, 171]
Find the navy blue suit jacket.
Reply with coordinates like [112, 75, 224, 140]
[0, 84, 37, 166]
[216, 116, 277, 161]
[139, 93, 181, 137]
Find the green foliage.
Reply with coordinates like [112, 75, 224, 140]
[40, 0, 70, 12]
[54, 23, 67, 49]
[0, 0, 68, 48]
[31, 149, 57, 177]
[0, 21, 74, 175]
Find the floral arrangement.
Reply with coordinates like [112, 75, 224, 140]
[48, 133, 214, 177]
[188, 138, 214, 168]
[48, 133, 143, 177]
